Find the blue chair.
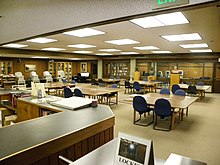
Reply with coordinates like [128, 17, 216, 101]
[64, 87, 73, 98]
[133, 81, 144, 94]
[159, 88, 170, 95]
[110, 75, 114, 79]
[62, 79, 67, 83]
[71, 80, 76, 84]
[187, 85, 197, 96]
[153, 98, 173, 131]
[106, 84, 118, 105]
[171, 84, 180, 94]
[124, 80, 133, 94]
[74, 88, 84, 97]
[197, 82, 204, 86]
[116, 76, 120, 80]
[133, 96, 154, 126]
[174, 89, 186, 96]
[143, 77, 148, 81]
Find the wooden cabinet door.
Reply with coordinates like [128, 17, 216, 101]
[16, 100, 40, 122]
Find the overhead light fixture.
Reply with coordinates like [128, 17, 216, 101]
[189, 49, 212, 52]
[130, 12, 189, 28]
[133, 46, 159, 50]
[105, 39, 140, 45]
[27, 37, 57, 43]
[179, 43, 208, 48]
[99, 49, 121, 52]
[151, 51, 172, 53]
[161, 33, 202, 41]
[120, 52, 139, 55]
[41, 47, 66, 51]
[73, 50, 93, 54]
[63, 28, 105, 37]
[67, 44, 96, 48]
[96, 53, 113, 55]
[31, 56, 49, 59]
[2, 43, 28, 48]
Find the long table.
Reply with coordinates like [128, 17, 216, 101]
[128, 93, 198, 129]
[73, 85, 120, 105]
[44, 82, 76, 95]
[130, 80, 162, 93]
[178, 84, 210, 98]
[0, 95, 115, 165]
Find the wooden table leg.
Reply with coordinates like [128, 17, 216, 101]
[171, 112, 175, 129]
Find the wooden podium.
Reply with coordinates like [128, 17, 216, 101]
[170, 73, 180, 88]
[134, 71, 140, 81]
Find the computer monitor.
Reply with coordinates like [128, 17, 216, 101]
[80, 72, 89, 77]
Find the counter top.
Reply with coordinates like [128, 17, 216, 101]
[0, 96, 114, 161]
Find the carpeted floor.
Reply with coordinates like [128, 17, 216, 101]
[110, 90, 220, 165]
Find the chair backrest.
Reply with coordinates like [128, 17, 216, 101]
[143, 77, 147, 81]
[174, 89, 186, 96]
[110, 75, 114, 79]
[171, 84, 180, 94]
[74, 88, 84, 97]
[124, 81, 131, 87]
[133, 96, 150, 114]
[154, 98, 172, 117]
[133, 81, 141, 91]
[116, 76, 120, 80]
[187, 85, 197, 94]
[197, 82, 204, 86]
[160, 88, 170, 95]
[111, 84, 118, 88]
[64, 87, 73, 98]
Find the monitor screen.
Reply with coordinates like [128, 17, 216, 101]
[81, 72, 89, 77]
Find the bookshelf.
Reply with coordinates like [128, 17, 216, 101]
[48, 62, 72, 82]
[103, 61, 130, 78]
[0, 61, 13, 75]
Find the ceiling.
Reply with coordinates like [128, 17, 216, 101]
[1, 5, 220, 58]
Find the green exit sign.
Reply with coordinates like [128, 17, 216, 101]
[152, 0, 189, 9]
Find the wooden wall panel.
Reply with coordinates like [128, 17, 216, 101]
[12, 59, 48, 79]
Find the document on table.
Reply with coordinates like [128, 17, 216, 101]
[49, 96, 92, 110]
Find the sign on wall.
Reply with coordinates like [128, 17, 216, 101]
[152, 0, 189, 9]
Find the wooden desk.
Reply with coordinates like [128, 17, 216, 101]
[130, 81, 162, 93]
[96, 78, 121, 86]
[128, 93, 198, 129]
[178, 84, 210, 98]
[73, 85, 120, 105]
[44, 82, 75, 95]
[0, 96, 115, 165]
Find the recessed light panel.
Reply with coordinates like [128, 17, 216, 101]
[179, 43, 208, 48]
[27, 37, 57, 43]
[41, 48, 66, 51]
[161, 33, 202, 41]
[190, 49, 212, 52]
[63, 28, 105, 37]
[67, 44, 96, 48]
[73, 51, 93, 54]
[99, 49, 121, 52]
[133, 46, 159, 50]
[120, 52, 139, 55]
[2, 43, 28, 48]
[151, 51, 171, 53]
[31, 56, 49, 58]
[105, 39, 140, 45]
[96, 53, 113, 55]
[130, 12, 189, 28]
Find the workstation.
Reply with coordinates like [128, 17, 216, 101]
[0, 0, 220, 165]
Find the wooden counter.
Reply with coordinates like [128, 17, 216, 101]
[0, 96, 115, 165]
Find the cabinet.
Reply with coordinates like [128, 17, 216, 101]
[0, 61, 13, 75]
[48, 62, 72, 82]
[103, 61, 130, 78]
[1, 76, 16, 88]
[16, 100, 40, 122]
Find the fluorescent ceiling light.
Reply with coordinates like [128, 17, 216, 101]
[2, 43, 28, 48]
[161, 33, 202, 41]
[41, 48, 66, 51]
[96, 53, 112, 55]
[27, 37, 57, 43]
[179, 43, 208, 48]
[73, 50, 93, 54]
[105, 39, 140, 45]
[130, 12, 188, 28]
[63, 28, 105, 37]
[151, 51, 172, 53]
[31, 56, 49, 59]
[67, 44, 96, 48]
[133, 46, 159, 50]
[190, 49, 212, 52]
[120, 52, 139, 55]
[99, 49, 121, 52]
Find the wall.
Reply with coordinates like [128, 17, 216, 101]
[12, 58, 47, 79]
